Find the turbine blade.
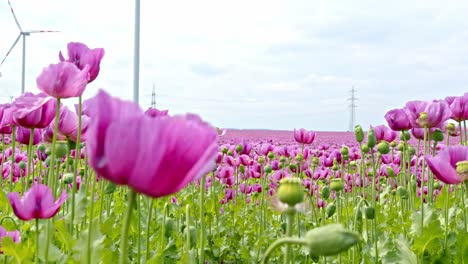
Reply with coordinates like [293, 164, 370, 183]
[0, 34, 22, 67]
[28, 30, 60, 33]
[7, 0, 22, 32]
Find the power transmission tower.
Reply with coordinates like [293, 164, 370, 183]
[150, 83, 156, 108]
[347, 87, 358, 131]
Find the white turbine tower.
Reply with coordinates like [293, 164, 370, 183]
[0, 0, 59, 95]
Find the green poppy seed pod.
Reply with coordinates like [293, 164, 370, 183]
[365, 206, 375, 220]
[279, 156, 287, 163]
[221, 147, 228, 154]
[330, 178, 344, 192]
[267, 152, 275, 160]
[18, 161, 26, 170]
[239, 164, 245, 174]
[289, 163, 298, 171]
[397, 186, 408, 199]
[264, 165, 272, 174]
[332, 164, 339, 171]
[446, 123, 456, 133]
[165, 218, 174, 238]
[407, 145, 416, 156]
[67, 157, 74, 166]
[62, 173, 74, 184]
[312, 157, 320, 167]
[235, 144, 243, 153]
[55, 143, 69, 158]
[79, 170, 85, 176]
[377, 142, 390, 154]
[340, 146, 349, 156]
[355, 208, 363, 233]
[397, 142, 405, 151]
[67, 139, 76, 152]
[367, 130, 376, 148]
[456, 161, 468, 180]
[390, 141, 397, 148]
[227, 150, 233, 156]
[386, 166, 395, 177]
[433, 181, 441, 190]
[354, 125, 364, 143]
[361, 144, 370, 153]
[305, 224, 360, 257]
[295, 154, 304, 162]
[45, 148, 52, 156]
[326, 203, 336, 218]
[417, 112, 429, 127]
[257, 156, 266, 164]
[431, 130, 444, 142]
[37, 144, 46, 152]
[277, 177, 305, 207]
[321, 186, 330, 199]
[343, 154, 349, 161]
[400, 131, 411, 141]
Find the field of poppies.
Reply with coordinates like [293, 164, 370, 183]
[0, 42, 467, 264]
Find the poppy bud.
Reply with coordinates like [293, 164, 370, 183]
[400, 131, 411, 141]
[367, 130, 376, 148]
[330, 179, 344, 192]
[361, 144, 370, 154]
[365, 206, 375, 220]
[264, 165, 272, 174]
[267, 152, 275, 160]
[431, 130, 444, 142]
[377, 142, 390, 154]
[62, 173, 74, 184]
[326, 203, 336, 218]
[321, 186, 330, 199]
[305, 224, 360, 257]
[354, 125, 364, 143]
[236, 144, 243, 153]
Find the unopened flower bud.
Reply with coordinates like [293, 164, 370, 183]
[400, 131, 411, 141]
[361, 144, 369, 153]
[257, 156, 266, 164]
[397, 186, 408, 199]
[431, 130, 444, 142]
[342, 154, 349, 161]
[289, 164, 297, 171]
[386, 166, 395, 177]
[55, 143, 69, 158]
[354, 125, 364, 143]
[267, 152, 275, 160]
[407, 145, 416, 156]
[340, 146, 349, 156]
[367, 130, 376, 148]
[37, 144, 46, 152]
[279, 156, 287, 163]
[390, 141, 397, 148]
[221, 147, 228, 154]
[236, 144, 243, 153]
[397, 142, 405, 151]
[326, 203, 336, 218]
[433, 181, 441, 190]
[321, 186, 330, 199]
[45, 149, 52, 156]
[365, 206, 375, 220]
[62, 173, 74, 184]
[18, 161, 26, 169]
[295, 154, 304, 162]
[239, 164, 245, 174]
[305, 224, 360, 257]
[227, 150, 233, 156]
[446, 123, 455, 133]
[377, 142, 390, 154]
[264, 165, 272, 174]
[277, 177, 305, 207]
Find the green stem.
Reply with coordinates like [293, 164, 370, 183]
[444, 184, 449, 251]
[87, 172, 96, 264]
[146, 199, 154, 261]
[421, 127, 428, 235]
[0, 134, 4, 187]
[120, 189, 137, 264]
[27, 128, 34, 189]
[199, 176, 206, 264]
[71, 96, 83, 235]
[137, 195, 141, 264]
[35, 219, 39, 264]
[47, 98, 61, 189]
[261, 237, 308, 264]
[284, 207, 295, 264]
[9, 126, 16, 192]
[185, 204, 191, 252]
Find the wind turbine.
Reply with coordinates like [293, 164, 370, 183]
[0, 0, 59, 95]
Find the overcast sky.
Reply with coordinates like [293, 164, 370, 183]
[1, 0, 467, 131]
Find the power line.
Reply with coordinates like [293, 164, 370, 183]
[347, 87, 358, 131]
[150, 83, 156, 108]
